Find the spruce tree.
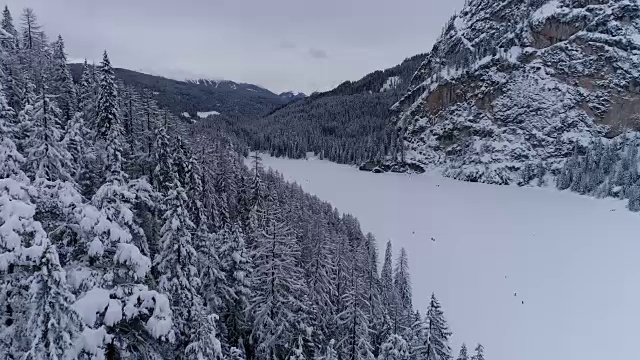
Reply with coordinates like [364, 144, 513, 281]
[1, 5, 17, 49]
[23, 87, 73, 182]
[306, 220, 337, 347]
[152, 126, 175, 195]
[62, 111, 89, 179]
[249, 189, 309, 360]
[0, 77, 21, 179]
[77, 59, 97, 128]
[394, 248, 412, 334]
[456, 343, 469, 360]
[322, 340, 338, 360]
[96, 51, 118, 140]
[289, 336, 307, 360]
[154, 179, 207, 349]
[381, 241, 395, 319]
[230, 344, 247, 360]
[0, 175, 48, 358]
[337, 218, 374, 360]
[470, 344, 484, 360]
[378, 334, 409, 360]
[425, 294, 452, 360]
[50, 35, 76, 126]
[22, 244, 85, 360]
[406, 311, 427, 360]
[1, 6, 16, 36]
[219, 222, 252, 349]
[184, 314, 224, 360]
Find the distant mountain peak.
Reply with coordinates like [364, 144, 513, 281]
[278, 91, 306, 101]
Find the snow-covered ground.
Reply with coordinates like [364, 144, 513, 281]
[260, 154, 640, 360]
[197, 110, 221, 118]
[380, 76, 401, 92]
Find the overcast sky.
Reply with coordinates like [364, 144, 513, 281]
[4, 0, 464, 94]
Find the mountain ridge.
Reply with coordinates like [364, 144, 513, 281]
[230, 53, 428, 165]
[394, 0, 640, 184]
[69, 63, 300, 119]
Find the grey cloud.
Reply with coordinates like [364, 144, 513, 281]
[308, 48, 328, 59]
[278, 40, 297, 49]
[4, 0, 465, 94]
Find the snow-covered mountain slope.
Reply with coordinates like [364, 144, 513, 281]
[395, 0, 640, 184]
[278, 91, 306, 102]
[231, 53, 428, 166]
[261, 154, 640, 360]
[69, 65, 300, 120]
[185, 78, 277, 95]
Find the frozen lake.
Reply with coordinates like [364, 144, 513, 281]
[260, 154, 640, 360]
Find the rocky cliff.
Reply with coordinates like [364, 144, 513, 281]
[394, 0, 640, 184]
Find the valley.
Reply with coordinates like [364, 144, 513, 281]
[2, 0, 640, 359]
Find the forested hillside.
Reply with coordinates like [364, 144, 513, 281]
[0, 5, 481, 360]
[227, 54, 427, 166]
[68, 63, 295, 120]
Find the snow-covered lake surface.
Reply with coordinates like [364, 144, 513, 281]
[260, 154, 640, 360]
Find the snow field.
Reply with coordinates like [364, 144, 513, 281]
[260, 154, 640, 360]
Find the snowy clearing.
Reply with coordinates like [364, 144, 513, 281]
[380, 76, 401, 92]
[260, 154, 640, 360]
[196, 111, 221, 118]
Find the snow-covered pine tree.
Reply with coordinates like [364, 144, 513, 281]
[355, 337, 376, 360]
[219, 222, 252, 350]
[627, 183, 640, 211]
[289, 336, 307, 360]
[394, 248, 412, 335]
[22, 85, 73, 182]
[20, 8, 45, 51]
[140, 88, 160, 177]
[249, 188, 309, 360]
[171, 135, 189, 186]
[117, 82, 142, 169]
[249, 151, 266, 211]
[49, 35, 76, 126]
[405, 311, 426, 360]
[0, 177, 49, 358]
[378, 334, 409, 360]
[152, 125, 175, 196]
[1, 5, 17, 50]
[22, 243, 85, 360]
[320, 340, 338, 360]
[0, 72, 21, 179]
[381, 241, 395, 320]
[308, 221, 339, 346]
[337, 216, 374, 360]
[364, 233, 388, 357]
[62, 111, 89, 180]
[96, 51, 118, 140]
[185, 154, 207, 228]
[424, 294, 452, 360]
[230, 344, 247, 360]
[1, 6, 16, 36]
[77, 59, 96, 127]
[0, 29, 20, 120]
[470, 344, 484, 360]
[154, 166, 210, 352]
[184, 314, 224, 360]
[456, 343, 469, 360]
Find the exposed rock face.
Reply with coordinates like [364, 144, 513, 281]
[394, 0, 640, 184]
[359, 160, 425, 174]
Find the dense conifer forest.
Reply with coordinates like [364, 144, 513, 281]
[0, 5, 481, 360]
